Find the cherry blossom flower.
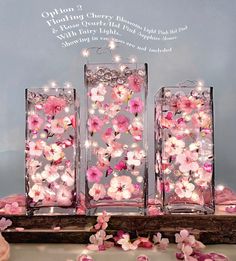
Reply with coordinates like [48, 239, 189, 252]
[147, 205, 163, 216]
[129, 118, 143, 141]
[128, 97, 144, 114]
[28, 184, 45, 202]
[31, 172, 43, 184]
[42, 188, 56, 206]
[117, 233, 138, 251]
[77, 254, 94, 261]
[107, 176, 134, 200]
[87, 230, 113, 251]
[137, 255, 149, 261]
[96, 147, 110, 169]
[177, 96, 197, 113]
[44, 96, 66, 116]
[26, 159, 41, 175]
[28, 140, 45, 157]
[41, 164, 60, 183]
[195, 168, 212, 188]
[88, 116, 103, 133]
[4, 202, 22, 215]
[175, 179, 195, 199]
[56, 185, 72, 206]
[87, 166, 103, 183]
[104, 103, 121, 118]
[102, 128, 115, 143]
[153, 232, 169, 250]
[112, 115, 130, 133]
[192, 111, 211, 128]
[51, 119, 66, 134]
[90, 84, 107, 102]
[107, 141, 123, 158]
[114, 160, 127, 171]
[94, 211, 111, 230]
[28, 114, 43, 131]
[61, 168, 75, 187]
[127, 149, 145, 166]
[112, 85, 130, 102]
[176, 150, 199, 173]
[128, 74, 144, 92]
[165, 137, 185, 156]
[160, 112, 175, 129]
[133, 237, 153, 249]
[44, 143, 64, 162]
[89, 183, 106, 201]
[0, 218, 12, 231]
[0, 233, 10, 261]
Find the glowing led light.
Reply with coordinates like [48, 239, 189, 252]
[43, 86, 49, 92]
[92, 141, 98, 147]
[185, 129, 190, 134]
[131, 143, 138, 148]
[113, 172, 118, 177]
[196, 81, 204, 92]
[89, 108, 95, 114]
[82, 48, 90, 57]
[91, 103, 97, 109]
[120, 65, 126, 71]
[40, 133, 46, 139]
[191, 192, 199, 202]
[64, 82, 72, 88]
[216, 184, 225, 191]
[114, 55, 121, 63]
[137, 176, 143, 183]
[108, 40, 116, 50]
[98, 109, 105, 114]
[64, 107, 70, 113]
[130, 57, 136, 63]
[84, 140, 91, 148]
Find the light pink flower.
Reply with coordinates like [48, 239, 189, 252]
[94, 211, 111, 230]
[26, 159, 41, 175]
[42, 188, 56, 206]
[0, 233, 10, 261]
[104, 103, 121, 118]
[176, 150, 199, 173]
[107, 176, 134, 200]
[107, 141, 123, 158]
[128, 97, 144, 114]
[61, 168, 75, 187]
[129, 118, 143, 141]
[147, 205, 163, 216]
[28, 114, 43, 131]
[111, 85, 130, 102]
[175, 179, 195, 199]
[87, 166, 103, 183]
[56, 185, 72, 206]
[195, 168, 212, 188]
[41, 164, 60, 183]
[51, 119, 66, 134]
[128, 74, 144, 92]
[133, 237, 153, 249]
[28, 140, 45, 157]
[127, 149, 145, 167]
[192, 111, 211, 128]
[28, 184, 45, 202]
[0, 218, 12, 231]
[44, 96, 66, 116]
[165, 137, 185, 156]
[88, 116, 103, 133]
[112, 115, 130, 133]
[137, 255, 149, 261]
[31, 172, 43, 184]
[153, 232, 169, 250]
[117, 233, 138, 251]
[102, 128, 115, 143]
[87, 230, 113, 251]
[177, 96, 197, 113]
[44, 143, 64, 162]
[77, 254, 94, 261]
[4, 202, 22, 215]
[90, 84, 107, 102]
[96, 147, 110, 169]
[89, 183, 106, 201]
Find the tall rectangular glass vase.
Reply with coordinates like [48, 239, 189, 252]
[85, 63, 148, 215]
[155, 85, 215, 214]
[25, 87, 79, 215]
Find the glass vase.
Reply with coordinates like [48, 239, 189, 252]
[84, 63, 148, 215]
[155, 83, 215, 214]
[25, 86, 79, 215]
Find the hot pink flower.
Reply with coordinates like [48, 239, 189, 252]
[56, 185, 72, 206]
[90, 84, 107, 102]
[28, 114, 43, 131]
[77, 254, 94, 261]
[165, 137, 185, 156]
[107, 176, 134, 200]
[89, 183, 106, 201]
[44, 96, 66, 116]
[102, 128, 115, 143]
[112, 85, 130, 102]
[175, 179, 195, 199]
[177, 96, 197, 113]
[176, 150, 199, 173]
[160, 112, 175, 129]
[128, 74, 144, 92]
[88, 116, 103, 133]
[112, 115, 130, 133]
[114, 160, 127, 171]
[87, 166, 103, 183]
[0, 218, 12, 231]
[129, 118, 143, 141]
[128, 97, 144, 114]
[0, 233, 10, 261]
[28, 140, 45, 157]
[133, 237, 153, 249]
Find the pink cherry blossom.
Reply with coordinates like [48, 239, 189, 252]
[41, 164, 60, 183]
[56, 185, 72, 206]
[89, 183, 106, 201]
[102, 128, 115, 143]
[94, 211, 111, 230]
[177, 96, 197, 113]
[51, 119, 66, 134]
[61, 168, 75, 187]
[28, 140, 45, 157]
[87, 166, 103, 183]
[160, 112, 175, 129]
[128, 97, 144, 114]
[28, 114, 43, 131]
[107, 176, 134, 200]
[112, 115, 130, 133]
[0, 218, 12, 231]
[127, 149, 145, 166]
[0, 233, 10, 261]
[128, 74, 144, 92]
[165, 137, 185, 156]
[87, 230, 113, 251]
[192, 111, 211, 128]
[42, 188, 56, 206]
[88, 116, 103, 133]
[129, 118, 143, 141]
[44, 143, 64, 162]
[175, 179, 195, 199]
[117, 233, 138, 251]
[176, 150, 199, 173]
[133, 237, 153, 249]
[104, 103, 121, 118]
[44, 96, 66, 116]
[107, 141, 123, 158]
[114, 160, 127, 171]
[90, 84, 107, 102]
[153, 232, 169, 250]
[147, 205, 163, 216]
[112, 85, 130, 102]
[28, 184, 45, 202]
[77, 254, 94, 261]
[4, 202, 22, 215]
[137, 255, 149, 261]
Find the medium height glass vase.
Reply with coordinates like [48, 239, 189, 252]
[25, 85, 79, 215]
[155, 83, 215, 214]
[84, 63, 148, 215]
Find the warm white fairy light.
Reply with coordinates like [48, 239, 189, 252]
[64, 82, 72, 88]
[84, 140, 91, 148]
[92, 141, 98, 147]
[43, 86, 49, 92]
[91, 103, 97, 109]
[108, 39, 116, 50]
[49, 81, 57, 88]
[82, 48, 90, 57]
[98, 108, 105, 114]
[131, 143, 138, 148]
[216, 184, 225, 191]
[64, 107, 70, 113]
[40, 133, 46, 139]
[191, 192, 199, 202]
[196, 80, 204, 92]
[130, 56, 137, 63]
[137, 176, 143, 183]
[114, 55, 121, 63]
[89, 108, 95, 114]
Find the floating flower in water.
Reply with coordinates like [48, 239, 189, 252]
[90, 84, 107, 102]
[44, 143, 64, 162]
[129, 118, 143, 141]
[192, 111, 211, 128]
[51, 119, 67, 134]
[77, 254, 94, 261]
[107, 141, 123, 158]
[28, 114, 43, 131]
[128, 74, 144, 92]
[177, 96, 197, 114]
[164, 136, 185, 156]
[176, 150, 199, 173]
[127, 149, 145, 167]
[88, 115, 103, 133]
[112, 85, 130, 102]
[128, 97, 144, 114]
[87, 166, 103, 183]
[107, 176, 134, 200]
[28, 184, 45, 202]
[56, 185, 72, 206]
[87, 230, 113, 251]
[41, 164, 60, 183]
[61, 168, 75, 187]
[175, 178, 195, 199]
[89, 183, 106, 201]
[44, 96, 66, 116]
[28, 140, 45, 157]
[112, 114, 130, 133]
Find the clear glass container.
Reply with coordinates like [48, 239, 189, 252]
[25, 87, 79, 215]
[85, 63, 148, 215]
[155, 84, 215, 214]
